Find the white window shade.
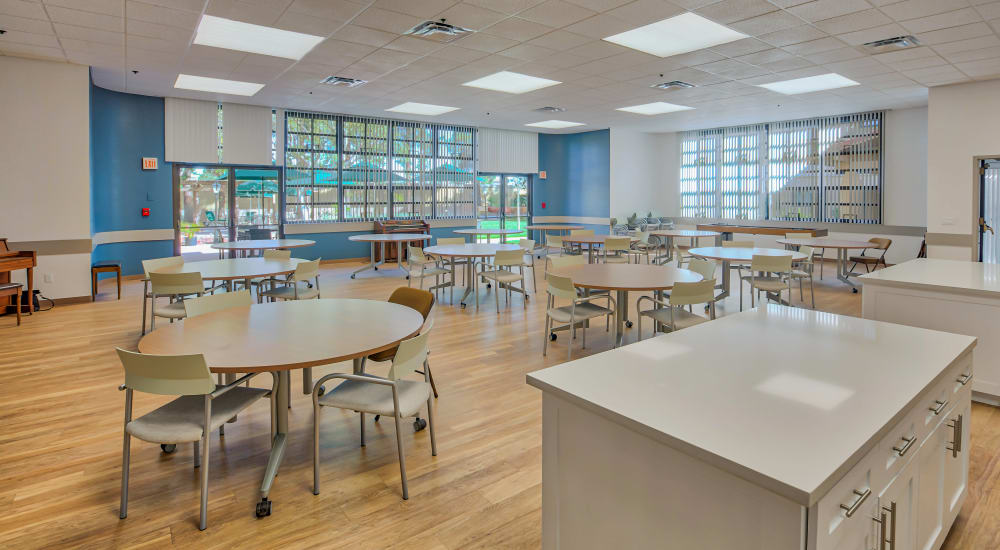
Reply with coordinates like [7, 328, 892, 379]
[164, 97, 219, 163]
[222, 102, 273, 165]
[478, 128, 537, 173]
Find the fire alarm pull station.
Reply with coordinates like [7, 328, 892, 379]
[541, 202, 546, 209]
[141, 208, 150, 217]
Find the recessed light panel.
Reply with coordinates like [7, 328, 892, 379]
[603, 12, 748, 58]
[462, 71, 561, 94]
[525, 120, 585, 128]
[386, 102, 460, 116]
[616, 102, 694, 115]
[174, 74, 264, 96]
[757, 73, 860, 95]
[194, 15, 324, 60]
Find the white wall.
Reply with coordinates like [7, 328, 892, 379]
[0, 57, 91, 299]
[609, 128, 672, 220]
[927, 79, 1000, 260]
[883, 107, 928, 228]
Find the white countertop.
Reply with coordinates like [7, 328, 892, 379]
[861, 258, 1000, 296]
[526, 304, 976, 507]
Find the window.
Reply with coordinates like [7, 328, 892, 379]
[680, 111, 883, 224]
[435, 126, 476, 218]
[285, 112, 339, 223]
[391, 122, 433, 219]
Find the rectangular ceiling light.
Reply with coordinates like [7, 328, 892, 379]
[525, 120, 585, 128]
[757, 73, 860, 95]
[194, 15, 324, 60]
[386, 102, 460, 116]
[616, 101, 693, 115]
[462, 71, 561, 94]
[603, 12, 747, 58]
[174, 74, 264, 96]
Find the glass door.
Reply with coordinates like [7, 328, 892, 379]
[504, 175, 530, 241]
[234, 168, 280, 241]
[476, 174, 502, 242]
[476, 173, 531, 242]
[980, 159, 1000, 263]
[177, 166, 230, 261]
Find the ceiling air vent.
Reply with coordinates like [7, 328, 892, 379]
[862, 35, 920, 54]
[405, 20, 472, 43]
[534, 106, 566, 112]
[651, 80, 695, 90]
[320, 76, 367, 87]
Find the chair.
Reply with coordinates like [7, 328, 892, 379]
[262, 249, 291, 260]
[148, 272, 204, 331]
[723, 241, 754, 310]
[366, 287, 439, 398]
[406, 246, 451, 301]
[630, 231, 657, 264]
[747, 254, 793, 308]
[850, 238, 892, 272]
[519, 238, 539, 292]
[437, 237, 469, 286]
[183, 289, 253, 318]
[116, 348, 274, 530]
[636, 280, 717, 340]
[259, 258, 321, 302]
[478, 249, 530, 312]
[0, 283, 22, 326]
[141, 256, 184, 335]
[789, 245, 816, 309]
[92, 260, 122, 301]
[784, 232, 823, 278]
[542, 273, 616, 360]
[312, 329, 437, 500]
[545, 234, 566, 268]
[602, 237, 632, 264]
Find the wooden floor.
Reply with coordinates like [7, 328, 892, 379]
[0, 259, 997, 549]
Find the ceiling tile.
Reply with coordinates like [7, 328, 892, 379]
[333, 24, 399, 47]
[455, 31, 520, 52]
[566, 38, 629, 59]
[205, 0, 286, 26]
[735, 47, 797, 65]
[54, 23, 122, 46]
[273, 11, 346, 36]
[605, 0, 685, 25]
[525, 29, 592, 50]
[758, 55, 815, 71]
[0, 0, 49, 20]
[902, 8, 984, 34]
[352, 7, 423, 34]
[786, 0, 875, 23]
[803, 46, 865, 63]
[880, 0, 971, 21]
[1, 29, 61, 48]
[729, 10, 803, 35]
[47, 6, 122, 32]
[287, 0, 369, 21]
[373, 0, 457, 18]
[483, 17, 553, 41]
[933, 34, 1000, 55]
[500, 42, 558, 60]
[434, 2, 509, 30]
[46, 0, 122, 17]
[696, 58, 772, 78]
[563, 0, 633, 11]
[977, 2, 1000, 19]
[518, 0, 598, 27]
[696, 0, 778, 25]
[940, 44, 1000, 63]
[759, 25, 828, 47]
[463, 0, 547, 15]
[837, 23, 908, 45]
[0, 14, 54, 35]
[711, 37, 773, 57]
[813, 9, 890, 35]
[428, 44, 491, 62]
[955, 57, 1000, 78]
[782, 36, 846, 55]
[1, 42, 66, 60]
[382, 36, 446, 55]
[917, 22, 994, 46]
[125, 1, 199, 29]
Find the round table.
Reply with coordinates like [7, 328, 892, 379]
[526, 224, 584, 244]
[211, 239, 315, 258]
[560, 234, 639, 263]
[550, 263, 702, 347]
[689, 247, 807, 309]
[453, 228, 522, 243]
[347, 233, 432, 279]
[138, 299, 424, 517]
[777, 238, 873, 292]
[648, 229, 722, 264]
[424, 243, 522, 308]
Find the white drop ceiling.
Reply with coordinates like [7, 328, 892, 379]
[2, 0, 999, 133]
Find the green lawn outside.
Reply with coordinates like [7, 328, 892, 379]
[474, 218, 529, 241]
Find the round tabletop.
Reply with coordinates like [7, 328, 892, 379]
[526, 224, 585, 231]
[347, 233, 432, 243]
[561, 234, 639, 245]
[211, 239, 315, 251]
[453, 228, 523, 235]
[552, 264, 702, 291]
[138, 299, 424, 373]
[150, 258, 308, 281]
[424, 243, 522, 258]
[688, 247, 807, 262]
[777, 237, 873, 249]
[649, 229, 720, 238]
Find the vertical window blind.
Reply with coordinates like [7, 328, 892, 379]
[681, 111, 883, 224]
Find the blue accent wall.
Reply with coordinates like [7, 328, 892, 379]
[535, 129, 610, 219]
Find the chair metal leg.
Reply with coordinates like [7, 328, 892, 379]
[199, 402, 211, 530]
[141, 281, 148, 335]
[424, 360, 438, 398]
[193, 439, 200, 468]
[393, 412, 408, 500]
[313, 401, 321, 495]
[360, 412, 366, 446]
[542, 315, 550, 356]
[119, 390, 132, 519]
[426, 398, 437, 457]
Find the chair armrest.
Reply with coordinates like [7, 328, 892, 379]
[576, 293, 616, 309]
[636, 295, 670, 311]
[311, 372, 396, 400]
[210, 372, 264, 399]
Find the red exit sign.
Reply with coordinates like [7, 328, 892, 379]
[141, 157, 158, 170]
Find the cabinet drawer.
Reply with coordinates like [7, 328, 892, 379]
[876, 405, 922, 483]
[918, 358, 969, 439]
[814, 450, 878, 550]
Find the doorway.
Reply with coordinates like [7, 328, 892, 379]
[979, 159, 1000, 263]
[476, 173, 530, 242]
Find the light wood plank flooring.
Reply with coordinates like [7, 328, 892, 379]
[0, 259, 995, 549]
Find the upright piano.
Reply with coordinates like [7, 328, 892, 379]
[0, 238, 36, 314]
[373, 219, 430, 262]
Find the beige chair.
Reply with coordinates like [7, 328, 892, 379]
[518, 238, 539, 292]
[478, 249, 530, 313]
[406, 246, 451, 301]
[784, 232, 823, 278]
[789, 245, 816, 309]
[630, 231, 655, 264]
[850, 238, 892, 272]
[545, 234, 567, 268]
[437, 237, 469, 286]
[602, 237, 632, 264]
[687, 258, 717, 283]
[116, 348, 274, 530]
[259, 258, 321, 302]
[747, 254, 793, 308]
[183, 289, 253, 318]
[312, 329, 437, 500]
[141, 256, 183, 335]
[636, 280, 717, 339]
[723, 241, 754, 311]
[542, 273, 616, 360]
[148, 272, 204, 331]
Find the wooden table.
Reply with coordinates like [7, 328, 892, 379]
[560, 234, 639, 263]
[695, 224, 828, 239]
[138, 299, 425, 519]
[0, 238, 34, 316]
[688, 247, 806, 307]
[211, 239, 315, 258]
[551, 263, 701, 347]
[348, 233, 432, 279]
[649, 229, 721, 264]
[424, 243, 522, 308]
[526, 224, 584, 244]
[777, 237, 872, 292]
[453, 228, 522, 243]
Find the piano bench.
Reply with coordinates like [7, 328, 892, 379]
[91, 261, 122, 301]
[0, 283, 22, 326]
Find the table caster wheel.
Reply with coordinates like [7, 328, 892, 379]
[160, 444, 176, 453]
[405, 275, 410, 280]
[460, 303, 467, 309]
[486, 283, 492, 289]
[625, 320, 633, 328]
[255, 498, 271, 518]
[414, 418, 427, 432]
[852, 288, 858, 293]
[374, 266, 379, 271]
[550, 333, 557, 341]
[374, 414, 380, 422]
[350, 274, 356, 279]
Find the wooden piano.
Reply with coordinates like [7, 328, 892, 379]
[0, 238, 36, 315]
[374, 219, 430, 262]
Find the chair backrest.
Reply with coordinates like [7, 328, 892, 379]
[437, 237, 465, 245]
[869, 237, 892, 250]
[750, 254, 793, 273]
[519, 238, 535, 251]
[494, 249, 524, 266]
[388, 329, 431, 380]
[546, 273, 579, 301]
[604, 237, 631, 252]
[149, 271, 204, 296]
[632, 230, 650, 244]
[142, 255, 183, 276]
[548, 254, 586, 269]
[785, 231, 812, 239]
[546, 235, 563, 247]
[247, 228, 273, 240]
[798, 246, 815, 264]
[116, 348, 214, 396]
[184, 289, 252, 318]
[570, 229, 594, 236]
[408, 245, 429, 263]
[723, 240, 754, 248]
[669, 280, 718, 307]
[263, 249, 291, 260]
[292, 258, 321, 281]
[387, 287, 435, 320]
[687, 258, 717, 282]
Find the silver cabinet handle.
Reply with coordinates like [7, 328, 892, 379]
[947, 414, 964, 458]
[929, 399, 948, 415]
[957, 373, 973, 386]
[840, 488, 870, 518]
[893, 436, 917, 457]
[884, 501, 896, 550]
[873, 511, 887, 550]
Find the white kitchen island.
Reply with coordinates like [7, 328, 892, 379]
[862, 258, 1000, 402]
[527, 305, 974, 550]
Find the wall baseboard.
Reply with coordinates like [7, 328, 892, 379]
[52, 295, 91, 305]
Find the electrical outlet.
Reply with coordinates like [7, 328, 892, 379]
[43, 273, 53, 283]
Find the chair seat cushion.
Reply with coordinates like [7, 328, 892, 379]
[408, 266, 450, 278]
[640, 306, 710, 330]
[92, 260, 122, 268]
[126, 386, 270, 443]
[480, 269, 523, 283]
[849, 255, 879, 263]
[604, 255, 630, 264]
[547, 302, 612, 323]
[152, 301, 187, 318]
[790, 269, 811, 278]
[319, 376, 430, 417]
[749, 278, 789, 292]
[260, 284, 319, 300]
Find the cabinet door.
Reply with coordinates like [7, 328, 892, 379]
[942, 402, 970, 520]
[878, 459, 916, 550]
[914, 419, 947, 550]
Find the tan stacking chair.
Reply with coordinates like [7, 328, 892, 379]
[478, 249, 530, 313]
[850, 238, 892, 272]
[602, 237, 632, 264]
[789, 245, 816, 309]
[183, 289, 253, 318]
[365, 287, 439, 399]
[140, 256, 183, 335]
[545, 234, 567, 268]
[406, 246, 451, 300]
[312, 329, 437, 500]
[723, 241, 754, 310]
[116, 349, 274, 531]
[784, 232, 823, 278]
[636, 279, 717, 340]
[148, 272, 204, 331]
[747, 254, 793, 308]
[542, 273, 616, 360]
[630, 230, 655, 264]
[241, 249, 293, 297]
[437, 237, 469, 286]
[519, 238, 539, 292]
[259, 258, 321, 302]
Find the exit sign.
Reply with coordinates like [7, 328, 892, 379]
[141, 157, 158, 170]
